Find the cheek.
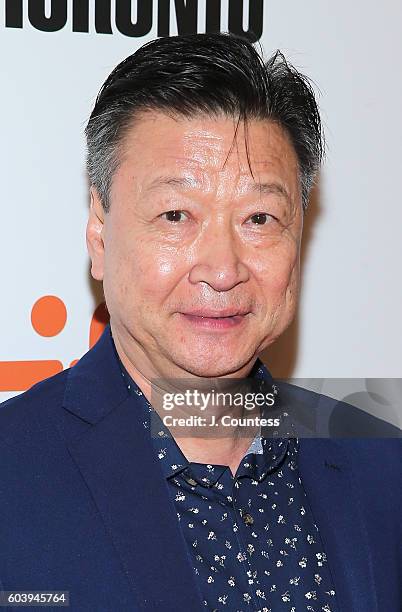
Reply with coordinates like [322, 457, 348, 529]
[256, 242, 299, 297]
[105, 237, 185, 309]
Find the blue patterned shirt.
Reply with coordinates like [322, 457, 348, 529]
[116, 347, 338, 612]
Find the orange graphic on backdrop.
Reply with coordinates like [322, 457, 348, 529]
[31, 295, 67, 337]
[0, 296, 109, 392]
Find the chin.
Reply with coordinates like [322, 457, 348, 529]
[172, 350, 251, 379]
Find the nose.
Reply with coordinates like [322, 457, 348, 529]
[188, 218, 249, 292]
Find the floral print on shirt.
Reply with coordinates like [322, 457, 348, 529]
[120, 357, 339, 612]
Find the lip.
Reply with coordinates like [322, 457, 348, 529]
[180, 308, 250, 318]
[178, 311, 250, 330]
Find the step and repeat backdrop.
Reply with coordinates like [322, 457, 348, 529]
[1, 1, 402, 410]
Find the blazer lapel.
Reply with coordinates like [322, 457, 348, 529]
[298, 438, 378, 612]
[60, 327, 204, 611]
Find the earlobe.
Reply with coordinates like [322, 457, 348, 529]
[86, 187, 105, 281]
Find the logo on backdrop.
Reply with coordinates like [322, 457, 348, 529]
[3, 0, 264, 42]
[0, 296, 109, 392]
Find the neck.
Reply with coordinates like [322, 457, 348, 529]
[110, 321, 261, 471]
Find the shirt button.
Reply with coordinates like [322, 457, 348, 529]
[185, 477, 197, 486]
[242, 512, 254, 526]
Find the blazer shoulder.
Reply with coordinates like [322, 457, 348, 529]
[0, 368, 70, 447]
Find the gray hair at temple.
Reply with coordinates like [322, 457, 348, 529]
[85, 32, 324, 212]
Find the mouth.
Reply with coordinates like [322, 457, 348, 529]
[181, 308, 250, 318]
[178, 310, 250, 330]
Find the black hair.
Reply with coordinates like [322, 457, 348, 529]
[85, 33, 324, 211]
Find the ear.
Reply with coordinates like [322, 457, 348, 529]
[86, 187, 105, 281]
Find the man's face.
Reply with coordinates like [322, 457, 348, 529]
[87, 111, 303, 378]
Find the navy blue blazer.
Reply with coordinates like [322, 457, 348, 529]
[0, 326, 401, 611]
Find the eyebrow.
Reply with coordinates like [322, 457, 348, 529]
[249, 182, 290, 203]
[145, 175, 291, 203]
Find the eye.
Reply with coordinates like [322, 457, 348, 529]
[247, 212, 275, 225]
[160, 210, 188, 223]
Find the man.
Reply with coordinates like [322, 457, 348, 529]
[0, 33, 400, 612]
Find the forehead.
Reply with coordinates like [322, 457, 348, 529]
[117, 110, 300, 191]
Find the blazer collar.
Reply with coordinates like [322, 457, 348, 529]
[63, 324, 129, 424]
[298, 438, 378, 611]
